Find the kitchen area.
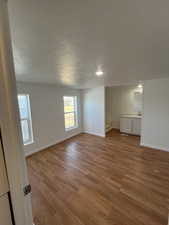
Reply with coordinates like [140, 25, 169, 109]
[105, 84, 143, 136]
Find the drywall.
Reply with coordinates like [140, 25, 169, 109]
[141, 78, 169, 152]
[17, 82, 82, 156]
[82, 86, 105, 137]
[106, 85, 143, 129]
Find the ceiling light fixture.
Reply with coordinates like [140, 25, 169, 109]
[96, 71, 103, 76]
[138, 84, 143, 88]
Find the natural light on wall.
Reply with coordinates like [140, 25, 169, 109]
[18, 94, 33, 145]
[133, 84, 143, 115]
[63, 96, 78, 130]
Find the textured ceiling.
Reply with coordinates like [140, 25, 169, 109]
[8, 0, 169, 89]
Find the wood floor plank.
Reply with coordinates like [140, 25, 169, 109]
[27, 130, 169, 225]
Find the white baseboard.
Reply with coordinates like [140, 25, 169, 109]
[83, 131, 105, 138]
[25, 132, 82, 157]
[140, 142, 169, 152]
[106, 127, 120, 133]
[106, 126, 114, 132]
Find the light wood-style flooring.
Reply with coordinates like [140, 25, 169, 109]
[27, 130, 169, 225]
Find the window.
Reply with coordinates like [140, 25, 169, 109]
[63, 96, 78, 130]
[18, 94, 33, 145]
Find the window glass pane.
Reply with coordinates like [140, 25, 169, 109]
[18, 95, 29, 119]
[64, 96, 74, 113]
[18, 94, 33, 145]
[21, 120, 30, 143]
[64, 112, 75, 129]
[63, 96, 77, 130]
[64, 113, 70, 129]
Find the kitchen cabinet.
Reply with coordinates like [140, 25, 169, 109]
[120, 115, 141, 136]
[132, 118, 141, 135]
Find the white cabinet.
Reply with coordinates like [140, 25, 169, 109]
[0, 194, 13, 225]
[120, 117, 132, 134]
[120, 116, 141, 135]
[132, 118, 141, 135]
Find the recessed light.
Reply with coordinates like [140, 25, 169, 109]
[138, 84, 143, 88]
[96, 71, 103, 76]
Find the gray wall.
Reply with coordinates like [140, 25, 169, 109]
[82, 86, 105, 137]
[17, 82, 83, 156]
[141, 78, 169, 152]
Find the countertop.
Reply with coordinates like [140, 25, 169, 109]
[120, 115, 142, 119]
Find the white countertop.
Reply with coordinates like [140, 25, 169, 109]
[120, 115, 142, 119]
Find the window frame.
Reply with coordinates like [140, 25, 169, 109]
[63, 96, 78, 131]
[18, 94, 34, 145]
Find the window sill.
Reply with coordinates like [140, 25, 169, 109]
[24, 141, 34, 146]
[65, 126, 78, 132]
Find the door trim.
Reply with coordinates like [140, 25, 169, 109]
[0, 0, 33, 224]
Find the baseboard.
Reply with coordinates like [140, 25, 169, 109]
[25, 132, 82, 157]
[106, 126, 114, 133]
[140, 143, 169, 152]
[106, 127, 120, 133]
[83, 131, 105, 138]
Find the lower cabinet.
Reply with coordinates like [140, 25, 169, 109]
[120, 117, 141, 135]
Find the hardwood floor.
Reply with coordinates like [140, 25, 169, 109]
[27, 130, 169, 225]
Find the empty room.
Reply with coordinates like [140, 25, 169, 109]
[0, 0, 169, 225]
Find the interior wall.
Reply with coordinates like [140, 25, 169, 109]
[82, 86, 105, 137]
[106, 85, 143, 129]
[17, 82, 83, 156]
[141, 78, 169, 152]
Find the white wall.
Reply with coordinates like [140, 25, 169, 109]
[106, 85, 143, 129]
[141, 78, 169, 152]
[82, 86, 105, 137]
[17, 82, 82, 156]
